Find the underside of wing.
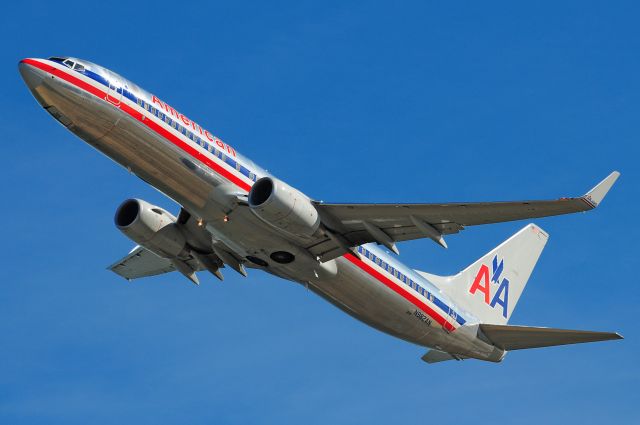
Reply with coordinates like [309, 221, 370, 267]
[308, 171, 619, 260]
[108, 246, 199, 280]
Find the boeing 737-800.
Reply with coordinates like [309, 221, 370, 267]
[19, 56, 622, 363]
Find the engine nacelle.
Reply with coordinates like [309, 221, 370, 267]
[114, 198, 188, 258]
[248, 177, 320, 237]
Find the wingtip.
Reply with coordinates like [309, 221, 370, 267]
[582, 171, 620, 208]
[599, 331, 623, 341]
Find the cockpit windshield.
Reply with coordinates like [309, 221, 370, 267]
[44, 56, 144, 99]
[48, 56, 87, 73]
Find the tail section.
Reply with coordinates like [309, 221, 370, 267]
[416, 223, 548, 324]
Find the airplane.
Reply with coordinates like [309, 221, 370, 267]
[19, 56, 622, 363]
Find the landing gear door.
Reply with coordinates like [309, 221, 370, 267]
[105, 72, 122, 106]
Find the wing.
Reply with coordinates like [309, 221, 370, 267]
[309, 172, 619, 260]
[108, 245, 200, 281]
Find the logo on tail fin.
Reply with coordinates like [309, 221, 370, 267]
[469, 255, 510, 318]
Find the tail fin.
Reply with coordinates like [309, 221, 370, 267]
[416, 223, 548, 324]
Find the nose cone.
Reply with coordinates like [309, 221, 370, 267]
[19, 58, 46, 90]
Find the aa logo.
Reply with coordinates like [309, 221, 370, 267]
[469, 255, 509, 318]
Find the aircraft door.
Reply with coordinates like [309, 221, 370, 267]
[105, 72, 122, 106]
[446, 309, 457, 333]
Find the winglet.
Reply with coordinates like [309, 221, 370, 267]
[582, 171, 620, 208]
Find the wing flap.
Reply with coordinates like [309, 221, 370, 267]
[479, 324, 623, 351]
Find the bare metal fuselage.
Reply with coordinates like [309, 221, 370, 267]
[19, 58, 503, 362]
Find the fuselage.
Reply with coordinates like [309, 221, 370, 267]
[19, 57, 503, 362]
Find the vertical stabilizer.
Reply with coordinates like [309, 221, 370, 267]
[416, 224, 548, 324]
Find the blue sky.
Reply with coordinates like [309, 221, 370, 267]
[1, 1, 639, 424]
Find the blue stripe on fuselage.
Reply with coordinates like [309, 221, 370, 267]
[356, 245, 466, 326]
[61, 61, 259, 184]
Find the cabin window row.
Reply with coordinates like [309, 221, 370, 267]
[135, 98, 257, 182]
[356, 245, 459, 321]
[357, 246, 432, 298]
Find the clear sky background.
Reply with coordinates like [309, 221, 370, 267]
[1, 1, 638, 424]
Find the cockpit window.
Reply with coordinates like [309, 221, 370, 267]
[51, 57, 86, 73]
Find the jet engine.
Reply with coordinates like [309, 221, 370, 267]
[248, 177, 320, 237]
[114, 198, 188, 258]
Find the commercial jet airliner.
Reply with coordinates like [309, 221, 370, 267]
[19, 56, 622, 363]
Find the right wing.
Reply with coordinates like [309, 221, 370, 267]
[108, 245, 199, 281]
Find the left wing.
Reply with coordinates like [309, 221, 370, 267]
[308, 171, 619, 260]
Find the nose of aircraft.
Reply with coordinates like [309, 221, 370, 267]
[18, 58, 45, 90]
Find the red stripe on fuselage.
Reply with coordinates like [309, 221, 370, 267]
[25, 59, 455, 331]
[23, 59, 252, 192]
[343, 253, 456, 332]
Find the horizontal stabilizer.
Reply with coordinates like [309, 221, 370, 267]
[479, 324, 623, 351]
[421, 349, 458, 364]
